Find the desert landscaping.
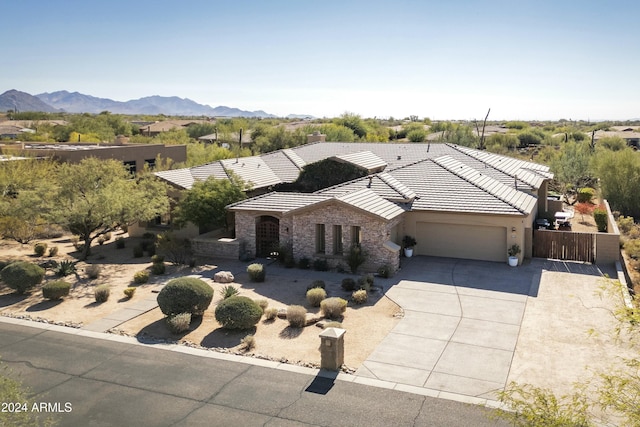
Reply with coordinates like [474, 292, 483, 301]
[0, 231, 401, 370]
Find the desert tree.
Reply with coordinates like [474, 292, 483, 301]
[52, 158, 169, 259]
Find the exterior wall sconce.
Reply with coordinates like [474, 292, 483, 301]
[511, 227, 516, 232]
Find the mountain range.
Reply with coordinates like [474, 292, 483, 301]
[0, 89, 312, 118]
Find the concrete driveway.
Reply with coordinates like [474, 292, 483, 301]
[356, 256, 608, 402]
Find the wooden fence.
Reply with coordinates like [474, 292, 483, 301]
[533, 230, 595, 263]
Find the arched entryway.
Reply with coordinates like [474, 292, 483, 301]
[256, 216, 280, 257]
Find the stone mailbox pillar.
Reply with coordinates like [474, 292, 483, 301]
[319, 327, 346, 371]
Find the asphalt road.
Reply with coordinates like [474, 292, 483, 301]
[0, 322, 508, 427]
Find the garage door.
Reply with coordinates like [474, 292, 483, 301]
[416, 222, 507, 262]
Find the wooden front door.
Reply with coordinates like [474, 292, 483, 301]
[256, 216, 280, 257]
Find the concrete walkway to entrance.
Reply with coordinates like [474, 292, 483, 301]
[356, 256, 609, 402]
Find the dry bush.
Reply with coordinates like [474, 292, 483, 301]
[287, 305, 307, 328]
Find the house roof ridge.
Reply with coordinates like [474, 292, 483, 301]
[445, 143, 551, 187]
[432, 155, 533, 214]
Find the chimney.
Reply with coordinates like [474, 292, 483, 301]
[307, 131, 326, 144]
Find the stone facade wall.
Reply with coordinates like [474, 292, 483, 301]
[191, 236, 239, 259]
[232, 204, 402, 272]
[291, 203, 401, 273]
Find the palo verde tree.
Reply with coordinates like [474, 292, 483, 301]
[550, 141, 593, 204]
[173, 173, 248, 233]
[52, 158, 169, 259]
[0, 158, 58, 243]
[592, 147, 640, 219]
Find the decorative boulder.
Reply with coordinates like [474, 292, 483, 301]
[214, 271, 235, 283]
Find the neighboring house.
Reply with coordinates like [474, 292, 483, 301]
[0, 141, 187, 175]
[139, 119, 210, 137]
[594, 129, 640, 148]
[156, 141, 553, 272]
[0, 125, 35, 139]
[198, 129, 253, 149]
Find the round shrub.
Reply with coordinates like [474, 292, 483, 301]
[151, 262, 166, 275]
[256, 299, 269, 310]
[166, 312, 191, 334]
[352, 289, 368, 305]
[264, 307, 278, 320]
[1, 261, 45, 294]
[577, 187, 595, 204]
[48, 246, 59, 257]
[42, 281, 71, 300]
[157, 277, 214, 317]
[34, 242, 48, 257]
[247, 263, 266, 282]
[85, 264, 101, 279]
[123, 287, 136, 298]
[320, 297, 348, 319]
[215, 296, 263, 329]
[286, 305, 307, 328]
[341, 278, 357, 291]
[132, 244, 144, 258]
[94, 285, 110, 303]
[357, 274, 374, 291]
[307, 280, 325, 291]
[306, 288, 327, 307]
[133, 270, 150, 284]
[151, 254, 164, 263]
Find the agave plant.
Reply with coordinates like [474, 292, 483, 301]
[55, 260, 77, 277]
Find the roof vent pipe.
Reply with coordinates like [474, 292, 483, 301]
[367, 177, 373, 188]
[397, 155, 401, 160]
[427, 142, 430, 152]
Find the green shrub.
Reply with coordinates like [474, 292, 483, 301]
[42, 281, 71, 300]
[221, 284, 239, 299]
[577, 187, 595, 203]
[377, 264, 394, 278]
[624, 240, 640, 259]
[313, 258, 329, 271]
[240, 334, 256, 351]
[103, 232, 112, 241]
[321, 297, 347, 319]
[307, 280, 325, 291]
[0, 261, 45, 294]
[33, 242, 47, 257]
[255, 299, 268, 310]
[94, 285, 110, 303]
[85, 264, 101, 279]
[150, 254, 164, 263]
[594, 208, 608, 232]
[341, 277, 357, 291]
[352, 289, 368, 304]
[357, 274, 374, 292]
[133, 270, 150, 284]
[157, 277, 214, 316]
[48, 246, 59, 257]
[123, 287, 136, 298]
[166, 312, 191, 334]
[264, 307, 278, 320]
[150, 262, 166, 275]
[306, 288, 327, 307]
[407, 128, 427, 142]
[298, 257, 310, 269]
[97, 236, 106, 245]
[145, 244, 156, 257]
[618, 216, 636, 235]
[286, 305, 307, 328]
[54, 260, 77, 277]
[115, 237, 125, 249]
[247, 263, 265, 282]
[214, 296, 263, 329]
[132, 244, 144, 258]
[347, 244, 367, 274]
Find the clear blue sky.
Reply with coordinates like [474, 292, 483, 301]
[2, 0, 639, 120]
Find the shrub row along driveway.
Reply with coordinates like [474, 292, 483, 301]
[356, 256, 611, 403]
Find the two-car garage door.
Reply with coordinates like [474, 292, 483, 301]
[415, 222, 507, 262]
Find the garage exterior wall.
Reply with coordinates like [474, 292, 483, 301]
[402, 210, 535, 264]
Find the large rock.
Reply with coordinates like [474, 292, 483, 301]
[213, 271, 234, 283]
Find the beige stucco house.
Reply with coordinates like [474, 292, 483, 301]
[157, 141, 553, 272]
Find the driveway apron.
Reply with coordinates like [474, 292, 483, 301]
[356, 257, 541, 400]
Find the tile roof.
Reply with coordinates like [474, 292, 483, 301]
[335, 188, 404, 220]
[156, 141, 551, 217]
[432, 156, 537, 214]
[331, 151, 387, 173]
[228, 192, 329, 213]
[228, 188, 404, 220]
[220, 156, 282, 189]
